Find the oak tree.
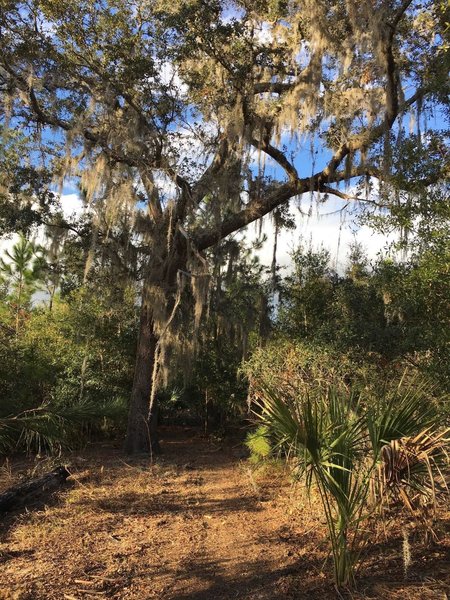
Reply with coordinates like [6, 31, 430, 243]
[0, 0, 448, 452]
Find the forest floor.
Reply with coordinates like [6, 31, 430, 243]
[0, 427, 449, 600]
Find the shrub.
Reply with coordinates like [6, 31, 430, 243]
[250, 376, 449, 588]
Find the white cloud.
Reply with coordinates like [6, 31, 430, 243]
[247, 194, 397, 273]
[60, 193, 84, 218]
[254, 22, 273, 45]
[0, 193, 84, 257]
[158, 62, 188, 96]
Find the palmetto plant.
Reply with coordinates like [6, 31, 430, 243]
[252, 376, 449, 588]
[0, 399, 126, 455]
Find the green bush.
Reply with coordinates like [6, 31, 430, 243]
[0, 283, 137, 453]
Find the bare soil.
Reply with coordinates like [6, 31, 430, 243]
[0, 427, 448, 599]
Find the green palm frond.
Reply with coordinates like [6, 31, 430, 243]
[367, 376, 439, 453]
[0, 400, 125, 454]
[245, 425, 272, 462]
[250, 374, 449, 588]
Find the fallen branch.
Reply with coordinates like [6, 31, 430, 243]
[0, 466, 70, 513]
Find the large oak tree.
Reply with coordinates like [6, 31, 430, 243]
[0, 0, 448, 452]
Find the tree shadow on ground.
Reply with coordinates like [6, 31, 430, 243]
[77, 488, 263, 517]
[131, 549, 450, 600]
[102, 552, 335, 600]
[1, 429, 449, 600]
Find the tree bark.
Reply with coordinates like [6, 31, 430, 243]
[125, 229, 186, 455]
[124, 279, 160, 454]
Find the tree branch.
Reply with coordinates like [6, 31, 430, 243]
[195, 81, 426, 253]
[191, 137, 230, 204]
[195, 180, 303, 250]
[390, 0, 415, 33]
[0, 63, 144, 168]
[249, 136, 298, 181]
[317, 88, 426, 183]
[139, 169, 163, 221]
[253, 82, 295, 94]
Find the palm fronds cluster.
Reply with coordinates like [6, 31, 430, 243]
[251, 375, 449, 587]
[0, 400, 126, 455]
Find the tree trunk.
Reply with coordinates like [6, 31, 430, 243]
[124, 280, 160, 455]
[124, 228, 187, 455]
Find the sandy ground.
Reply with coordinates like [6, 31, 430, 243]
[0, 427, 448, 599]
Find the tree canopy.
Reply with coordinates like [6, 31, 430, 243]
[0, 0, 448, 452]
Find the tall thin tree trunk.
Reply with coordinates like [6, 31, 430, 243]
[15, 275, 23, 334]
[124, 280, 160, 454]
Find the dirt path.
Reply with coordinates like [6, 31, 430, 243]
[0, 428, 449, 600]
[137, 431, 300, 600]
[0, 429, 314, 599]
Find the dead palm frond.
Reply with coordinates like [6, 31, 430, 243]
[375, 428, 449, 513]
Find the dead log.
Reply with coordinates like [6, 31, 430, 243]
[0, 466, 70, 513]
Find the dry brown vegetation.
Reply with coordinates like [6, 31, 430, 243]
[0, 428, 449, 600]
